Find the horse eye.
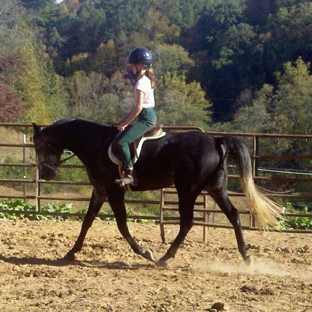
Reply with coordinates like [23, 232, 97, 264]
[50, 155, 58, 163]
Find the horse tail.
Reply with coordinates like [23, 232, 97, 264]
[218, 136, 283, 229]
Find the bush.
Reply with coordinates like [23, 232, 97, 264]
[0, 198, 73, 221]
[280, 204, 312, 230]
[0, 198, 154, 223]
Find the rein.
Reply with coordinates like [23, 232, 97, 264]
[58, 152, 76, 165]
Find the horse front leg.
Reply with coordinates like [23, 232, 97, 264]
[107, 187, 155, 262]
[63, 189, 106, 261]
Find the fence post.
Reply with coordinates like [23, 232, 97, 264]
[250, 135, 259, 227]
[203, 194, 209, 243]
[159, 188, 166, 243]
[23, 134, 27, 198]
[35, 163, 40, 212]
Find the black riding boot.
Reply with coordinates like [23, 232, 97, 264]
[115, 167, 135, 186]
[121, 167, 134, 184]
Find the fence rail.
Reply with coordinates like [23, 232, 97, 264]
[1, 123, 312, 241]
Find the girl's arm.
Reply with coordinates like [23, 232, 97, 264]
[117, 89, 143, 131]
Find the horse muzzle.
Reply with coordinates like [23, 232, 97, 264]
[39, 163, 57, 181]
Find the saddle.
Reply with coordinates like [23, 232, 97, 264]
[108, 124, 166, 166]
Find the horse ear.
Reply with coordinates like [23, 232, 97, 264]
[32, 123, 41, 141]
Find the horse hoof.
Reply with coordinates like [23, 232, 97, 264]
[156, 259, 168, 267]
[244, 255, 252, 266]
[142, 249, 155, 262]
[63, 252, 76, 261]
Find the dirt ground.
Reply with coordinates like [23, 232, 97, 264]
[0, 219, 311, 312]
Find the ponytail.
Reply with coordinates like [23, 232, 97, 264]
[146, 68, 156, 89]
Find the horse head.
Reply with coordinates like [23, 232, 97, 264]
[32, 123, 63, 181]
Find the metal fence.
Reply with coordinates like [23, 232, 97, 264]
[1, 123, 312, 240]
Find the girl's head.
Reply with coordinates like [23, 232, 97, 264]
[126, 47, 156, 88]
[127, 47, 153, 68]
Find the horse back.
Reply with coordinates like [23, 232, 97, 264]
[136, 131, 223, 174]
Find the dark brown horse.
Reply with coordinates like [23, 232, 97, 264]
[32, 118, 282, 266]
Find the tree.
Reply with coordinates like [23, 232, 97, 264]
[228, 86, 274, 133]
[265, 58, 312, 179]
[0, 0, 30, 60]
[272, 58, 312, 135]
[153, 44, 194, 79]
[16, 43, 67, 123]
[245, 0, 278, 26]
[88, 39, 118, 77]
[142, 8, 181, 44]
[65, 69, 133, 124]
[7, 0, 312, 128]
[18, 44, 54, 123]
[263, 1, 312, 82]
[156, 73, 212, 128]
[0, 83, 24, 122]
[186, 0, 249, 121]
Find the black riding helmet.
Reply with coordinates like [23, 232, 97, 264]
[127, 47, 153, 68]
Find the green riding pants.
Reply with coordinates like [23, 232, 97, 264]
[116, 107, 157, 168]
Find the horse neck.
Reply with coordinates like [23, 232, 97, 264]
[50, 121, 115, 156]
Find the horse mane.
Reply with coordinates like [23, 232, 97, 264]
[53, 118, 76, 125]
[51, 118, 111, 130]
[47, 118, 115, 139]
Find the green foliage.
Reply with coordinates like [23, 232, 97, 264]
[125, 191, 161, 217]
[141, 8, 181, 44]
[88, 40, 118, 77]
[229, 57, 312, 137]
[0, 199, 73, 221]
[17, 43, 69, 124]
[0, 198, 155, 223]
[228, 85, 274, 133]
[153, 44, 194, 78]
[19, 46, 49, 123]
[157, 73, 212, 128]
[65, 69, 132, 123]
[0, 0, 30, 60]
[40, 156, 89, 194]
[264, 2, 312, 69]
[3, 0, 312, 128]
[279, 203, 312, 230]
[272, 58, 312, 135]
[234, 58, 312, 175]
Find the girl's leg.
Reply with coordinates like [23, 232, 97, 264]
[115, 109, 157, 184]
[116, 109, 157, 168]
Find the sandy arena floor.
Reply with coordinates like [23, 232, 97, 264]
[0, 219, 311, 312]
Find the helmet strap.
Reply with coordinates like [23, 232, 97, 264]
[135, 65, 140, 75]
[135, 64, 146, 77]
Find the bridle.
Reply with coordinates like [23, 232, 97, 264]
[35, 141, 63, 172]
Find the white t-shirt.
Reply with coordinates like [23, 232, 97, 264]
[134, 76, 155, 108]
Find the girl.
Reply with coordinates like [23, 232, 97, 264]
[115, 47, 157, 185]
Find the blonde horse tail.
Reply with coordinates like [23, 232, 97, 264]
[220, 136, 283, 229]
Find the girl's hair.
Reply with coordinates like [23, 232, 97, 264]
[146, 68, 156, 89]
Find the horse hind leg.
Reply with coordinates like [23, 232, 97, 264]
[209, 188, 251, 265]
[157, 192, 197, 267]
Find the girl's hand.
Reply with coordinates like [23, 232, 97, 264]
[117, 123, 127, 131]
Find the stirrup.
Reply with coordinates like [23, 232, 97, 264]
[114, 176, 134, 186]
[114, 168, 135, 186]
[121, 174, 134, 185]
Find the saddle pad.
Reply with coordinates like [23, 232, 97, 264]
[108, 132, 166, 165]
